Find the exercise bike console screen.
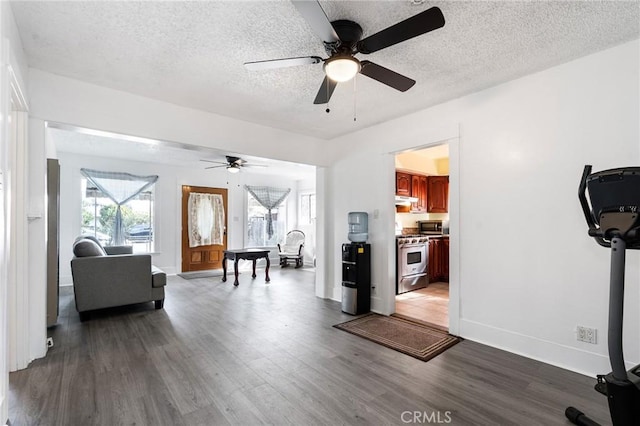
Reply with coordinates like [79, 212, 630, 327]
[586, 167, 640, 220]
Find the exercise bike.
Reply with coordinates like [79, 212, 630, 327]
[566, 165, 640, 426]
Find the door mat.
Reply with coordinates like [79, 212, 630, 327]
[177, 270, 231, 280]
[334, 313, 461, 362]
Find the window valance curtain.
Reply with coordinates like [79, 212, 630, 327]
[187, 192, 225, 248]
[81, 168, 158, 245]
[245, 185, 291, 238]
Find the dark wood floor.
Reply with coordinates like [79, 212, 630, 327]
[10, 267, 610, 425]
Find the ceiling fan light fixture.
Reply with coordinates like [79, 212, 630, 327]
[324, 56, 361, 82]
[227, 164, 241, 173]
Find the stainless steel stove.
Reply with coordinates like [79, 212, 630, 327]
[396, 235, 429, 294]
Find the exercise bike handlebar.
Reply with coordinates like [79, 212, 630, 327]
[578, 164, 610, 248]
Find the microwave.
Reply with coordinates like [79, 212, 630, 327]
[417, 220, 449, 235]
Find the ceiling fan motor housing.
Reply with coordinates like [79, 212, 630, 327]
[326, 20, 363, 55]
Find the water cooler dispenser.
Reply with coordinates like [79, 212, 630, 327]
[342, 212, 371, 315]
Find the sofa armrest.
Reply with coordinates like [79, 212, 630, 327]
[151, 265, 166, 288]
[104, 245, 134, 255]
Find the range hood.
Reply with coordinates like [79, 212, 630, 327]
[395, 195, 418, 206]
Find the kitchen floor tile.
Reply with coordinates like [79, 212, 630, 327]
[395, 282, 449, 329]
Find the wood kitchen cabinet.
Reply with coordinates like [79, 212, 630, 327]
[442, 237, 449, 282]
[397, 172, 448, 213]
[428, 238, 442, 281]
[396, 172, 412, 196]
[427, 176, 449, 213]
[411, 174, 428, 212]
[428, 237, 449, 282]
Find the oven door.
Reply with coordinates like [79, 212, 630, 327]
[399, 244, 427, 277]
[397, 243, 428, 294]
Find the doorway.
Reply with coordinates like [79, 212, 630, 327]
[394, 143, 451, 330]
[181, 185, 228, 272]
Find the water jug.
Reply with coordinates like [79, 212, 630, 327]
[348, 212, 368, 243]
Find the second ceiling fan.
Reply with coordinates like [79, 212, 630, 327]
[201, 155, 266, 173]
[244, 1, 445, 104]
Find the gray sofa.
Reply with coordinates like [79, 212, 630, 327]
[71, 235, 166, 320]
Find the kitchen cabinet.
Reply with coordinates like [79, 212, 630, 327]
[397, 172, 448, 212]
[396, 172, 412, 196]
[442, 237, 449, 282]
[428, 237, 449, 282]
[427, 176, 449, 213]
[396, 171, 428, 212]
[428, 238, 441, 281]
[411, 174, 428, 212]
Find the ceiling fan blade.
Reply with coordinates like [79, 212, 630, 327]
[244, 56, 323, 71]
[204, 165, 228, 169]
[357, 7, 445, 54]
[200, 159, 227, 165]
[291, 0, 340, 43]
[360, 61, 415, 92]
[313, 76, 338, 104]
[244, 164, 268, 168]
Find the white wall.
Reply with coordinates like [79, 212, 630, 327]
[325, 39, 640, 376]
[56, 151, 313, 283]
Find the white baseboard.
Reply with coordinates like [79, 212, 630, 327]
[458, 318, 620, 377]
[158, 266, 176, 275]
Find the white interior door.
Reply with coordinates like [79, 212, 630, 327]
[0, 166, 7, 425]
[0, 42, 9, 426]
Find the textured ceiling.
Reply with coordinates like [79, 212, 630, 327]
[11, 1, 640, 142]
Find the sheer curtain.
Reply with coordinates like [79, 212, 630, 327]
[81, 169, 158, 245]
[188, 192, 225, 247]
[245, 185, 290, 238]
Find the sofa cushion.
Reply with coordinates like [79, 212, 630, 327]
[73, 238, 107, 257]
[151, 266, 166, 288]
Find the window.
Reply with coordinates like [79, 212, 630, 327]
[299, 192, 316, 225]
[246, 192, 287, 247]
[81, 178, 155, 253]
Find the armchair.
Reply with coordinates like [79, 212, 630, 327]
[71, 236, 166, 320]
[277, 230, 305, 268]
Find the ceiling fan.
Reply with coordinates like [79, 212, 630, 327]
[201, 155, 267, 173]
[244, 1, 445, 104]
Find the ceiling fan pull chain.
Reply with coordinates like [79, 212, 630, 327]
[326, 80, 331, 113]
[353, 75, 357, 122]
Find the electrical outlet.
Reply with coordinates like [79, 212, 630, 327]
[46, 337, 54, 348]
[577, 326, 597, 344]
